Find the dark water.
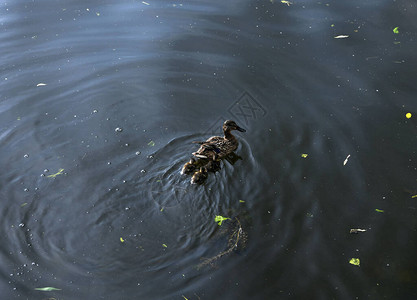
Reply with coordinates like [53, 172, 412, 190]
[1, 0, 417, 299]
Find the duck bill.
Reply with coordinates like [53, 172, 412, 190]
[236, 125, 246, 132]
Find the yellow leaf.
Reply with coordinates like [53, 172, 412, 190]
[47, 168, 64, 178]
[406, 112, 412, 119]
[301, 153, 308, 158]
[349, 258, 360, 266]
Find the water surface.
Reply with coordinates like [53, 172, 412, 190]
[1, 0, 417, 299]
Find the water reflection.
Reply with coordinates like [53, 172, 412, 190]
[1, 0, 417, 299]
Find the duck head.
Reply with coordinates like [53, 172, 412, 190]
[223, 120, 246, 133]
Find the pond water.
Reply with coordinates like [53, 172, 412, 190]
[1, 0, 417, 299]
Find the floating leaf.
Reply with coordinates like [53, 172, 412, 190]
[47, 168, 64, 178]
[301, 153, 308, 158]
[148, 141, 155, 147]
[214, 215, 230, 226]
[281, 0, 292, 6]
[334, 35, 349, 39]
[375, 209, 384, 213]
[343, 154, 351, 166]
[162, 244, 168, 248]
[393, 27, 399, 34]
[406, 113, 412, 119]
[350, 228, 367, 234]
[120, 237, 125, 243]
[142, 1, 150, 5]
[182, 296, 189, 300]
[21, 203, 28, 207]
[239, 200, 245, 203]
[349, 258, 360, 266]
[36, 83, 47, 87]
[412, 195, 417, 198]
[34, 287, 61, 291]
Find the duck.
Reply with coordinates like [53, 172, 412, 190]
[192, 120, 246, 159]
[191, 167, 208, 184]
[181, 157, 198, 175]
[205, 158, 221, 173]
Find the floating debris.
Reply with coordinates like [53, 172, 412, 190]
[114, 127, 123, 132]
[162, 244, 168, 248]
[349, 258, 360, 266]
[36, 83, 47, 87]
[47, 168, 64, 178]
[198, 217, 247, 269]
[406, 113, 412, 119]
[350, 228, 367, 234]
[334, 35, 349, 39]
[214, 215, 230, 226]
[142, 1, 150, 5]
[301, 153, 308, 158]
[412, 195, 417, 199]
[120, 237, 125, 243]
[148, 141, 155, 147]
[343, 154, 351, 166]
[393, 27, 399, 34]
[34, 287, 61, 291]
[375, 209, 384, 213]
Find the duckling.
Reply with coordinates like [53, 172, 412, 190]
[191, 167, 208, 184]
[206, 159, 221, 173]
[193, 120, 246, 159]
[181, 157, 198, 175]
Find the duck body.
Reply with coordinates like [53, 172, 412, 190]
[206, 158, 221, 173]
[192, 120, 246, 159]
[191, 167, 208, 184]
[181, 158, 197, 175]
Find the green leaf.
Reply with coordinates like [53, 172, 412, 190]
[148, 141, 155, 147]
[393, 27, 399, 34]
[375, 209, 384, 213]
[162, 244, 168, 248]
[34, 287, 61, 291]
[349, 258, 360, 266]
[214, 215, 230, 226]
[301, 153, 308, 158]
